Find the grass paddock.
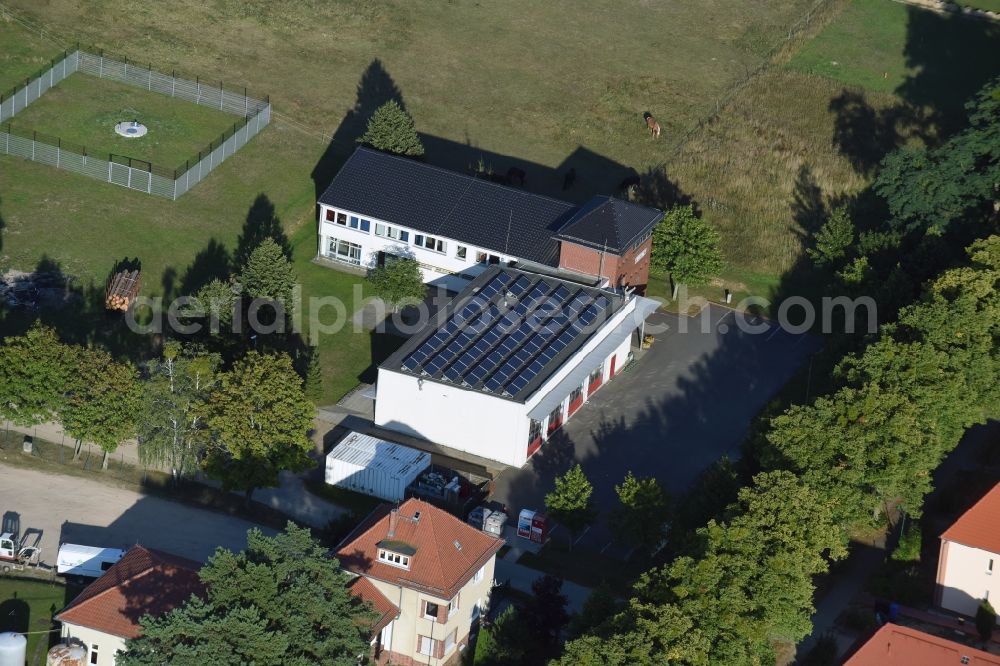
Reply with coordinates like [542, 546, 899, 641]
[8, 73, 241, 168]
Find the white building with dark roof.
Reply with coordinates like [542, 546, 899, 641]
[317, 147, 662, 293]
[375, 266, 659, 467]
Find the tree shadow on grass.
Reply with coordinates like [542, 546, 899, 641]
[311, 59, 406, 200]
[178, 238, 232, 297]
[897, 6, 1000, 136]
[0, 597, 29, 635]
[234, 194, 291, 267]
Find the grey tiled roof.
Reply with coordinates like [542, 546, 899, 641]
[554, 196, 663, 254]
[318, 147, 577, 266]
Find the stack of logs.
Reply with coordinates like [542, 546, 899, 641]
[105, 269, 141, 312]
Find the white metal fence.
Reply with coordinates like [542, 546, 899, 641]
[0, 49, 270, 199]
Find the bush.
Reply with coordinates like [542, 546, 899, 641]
[976, 599, 997, 642]
[891, 524, 922, 562]
[799, 633, 839, 666]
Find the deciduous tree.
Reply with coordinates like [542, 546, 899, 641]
[612, 472, 671, 555]
[199, 352, 314, 504]
[62, 347, 141, 469]
[367, 258, 426, 313]
[0, 323, 74, 427]
[138, 342, 219, 480]
[545, 463, 597, 548]
[650, 205, 723, 289]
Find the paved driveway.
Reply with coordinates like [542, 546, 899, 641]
[492, 304, 820, 549]
[0, 463, 273, 567]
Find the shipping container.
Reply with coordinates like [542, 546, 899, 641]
[325, 432, 431, 502]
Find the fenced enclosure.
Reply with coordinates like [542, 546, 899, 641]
[0, 48, 270, 199]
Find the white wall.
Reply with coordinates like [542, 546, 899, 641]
[60, 622, 126, 666]
[318, 204, 513, 285]
[524, 298, 640, 414]
[939, 540, 1000, 618]
[375, 368, 529, 467]
[368, 556, 496, 664]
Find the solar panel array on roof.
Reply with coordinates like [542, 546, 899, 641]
[400, 268, 612, 399]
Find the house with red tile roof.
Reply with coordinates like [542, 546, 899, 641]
[844, 623, 1000, 665]
[936, 482, 1000, 620]
[336, 498, 504, 665]
[54, 545, 204, 666]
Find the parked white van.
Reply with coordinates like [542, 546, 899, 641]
[56, 543, 126, 578]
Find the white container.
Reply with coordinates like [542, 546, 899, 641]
[325, 432, 431, 502]
[0, 632, 26, 666]
[56, 543, 125, 578]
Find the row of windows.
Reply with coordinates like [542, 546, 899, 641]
[328, 238, 362, 265]
[325, 208, 506, 263]
[378, 548, 410, 569]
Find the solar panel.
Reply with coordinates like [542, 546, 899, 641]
[401, 273, 511, 372]
[401, 269, 619, 398]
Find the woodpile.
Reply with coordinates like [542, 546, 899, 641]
[105, 269, 141, 311]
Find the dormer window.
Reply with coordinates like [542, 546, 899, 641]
[378, 549, 410, 569]
[376, 539, 417, 570]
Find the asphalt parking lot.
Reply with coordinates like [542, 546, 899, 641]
[492, 303, 820, 550]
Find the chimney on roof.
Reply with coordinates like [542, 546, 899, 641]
[388, 508, 398, 538]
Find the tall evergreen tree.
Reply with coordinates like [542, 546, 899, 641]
[359, 100, 424, 157]
[239, 238, 296, 318]
[118, 524, 372, 666]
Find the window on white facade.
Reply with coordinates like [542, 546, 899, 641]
[417, 635, 437, 656]
[473, 564, 486, 584]
[456, 245, 467, 260]
[90, 645, 99, 665]
[329, 239, 362, 265]
[329, 210, 348, 225]
[476, 251, 501, 264]
[989, 559, 994, 574]
[528, 420, 541, 443]
[423, 601, 440, 620]
[375, 223, 409, 242]
[414, 234, 446, 253]
[325, 209, 335, 222]
[448, 595, 459, 617]
[471, 599, 482, 620]
[444, 629, 457, 654]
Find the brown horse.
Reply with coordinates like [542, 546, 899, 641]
[643, 112, 661, 138]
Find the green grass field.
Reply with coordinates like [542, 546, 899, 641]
[0, 17, 60, 92]
[2, 0, 998, 401]
[0, 577, 69, 664]
[662, 0, 1000, 275]
[8, 73, 242, 168]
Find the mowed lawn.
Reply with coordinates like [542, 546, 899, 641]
[8, 73, 242, 168]
[0, 577, 69, 664]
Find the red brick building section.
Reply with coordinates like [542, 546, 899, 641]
[554, 196, 661, 292]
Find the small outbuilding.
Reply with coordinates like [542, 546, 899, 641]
[325, 432, 431, 502]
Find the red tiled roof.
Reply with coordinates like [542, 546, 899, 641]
[55, 545, 204, 639]
[942, 482, 1000, 554]
[336, 498, 503, 600]
[348, 576, 398, 638]
[845, 624, 1000, 665]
